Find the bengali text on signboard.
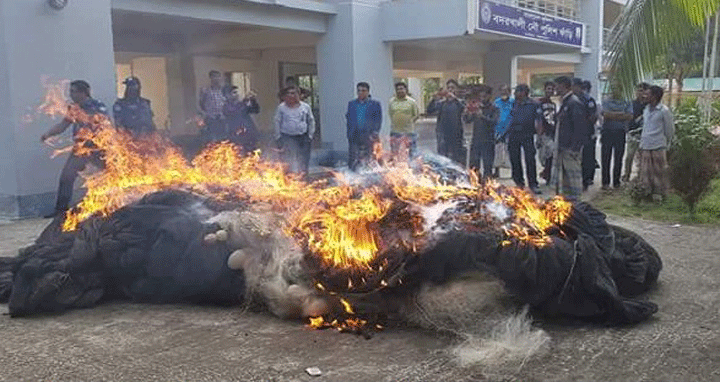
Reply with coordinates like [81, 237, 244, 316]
[478, 0, 584, 47]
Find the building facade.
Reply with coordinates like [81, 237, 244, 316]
[0, 0, 619, 218]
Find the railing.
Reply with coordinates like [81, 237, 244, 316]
[491, 0, 581, 20]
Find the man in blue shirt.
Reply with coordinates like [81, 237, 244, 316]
[493, 84, 514, 177]
[601, 81, 633, 189]
[346, 82, 382, 171]
[113, 77, 156, 137]
[505, 84, 541, 194]
[40, 80, 108, 218]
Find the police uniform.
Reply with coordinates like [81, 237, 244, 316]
[54, 98, 108, 213]
[113, 97, 155, 136]
[579, 93, 598, 188]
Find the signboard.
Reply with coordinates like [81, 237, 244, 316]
[478, 0, 584, 47]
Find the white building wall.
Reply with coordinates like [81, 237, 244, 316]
[576, 0, 604, 99]
[0, 0, 116, 217]
[317, 0, 394, 151]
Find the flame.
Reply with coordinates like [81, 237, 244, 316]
[37, 77, 71, 118]
[34, 79, 572, 274]
[308, 316, 325, 328]
[340, 298, 355, 314]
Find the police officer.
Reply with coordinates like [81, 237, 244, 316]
[40, 80, 108, 218]
[572, 78, 599, 191]
[113, 76, 156, 136]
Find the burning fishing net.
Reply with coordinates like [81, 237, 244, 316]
[1, 101, 661, 335]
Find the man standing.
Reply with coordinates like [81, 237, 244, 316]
[505, 84, 541, 194]
[573, 79, 599, 191]
[623, 82, 650, 182]
[388, 82, 420, 159]
[493, 84, 514, 177]
[274, 86, 315, 175]
[40, 80, 108, 218]
[427, 79, 466, 164]
[552, 76, 586, 201]
[224, 86, 260, 153]
[464, 85, 498, 179]
[198, 70, 227, 142]
[536, 81, 557, 184]
[113, 76, 156, 137]
[600, 81, 633, 190]
[639, 85, 674, 202]
[346, 82, 382, 171]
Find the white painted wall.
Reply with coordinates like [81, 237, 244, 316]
[382, 0, 471, 41]
[577, 0, 604, 100]
[317, 0, 394, 151]
[0, 0, 116, 201]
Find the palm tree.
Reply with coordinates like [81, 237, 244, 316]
[606, 0, 720, 96]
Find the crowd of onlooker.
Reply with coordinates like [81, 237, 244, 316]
[335, 75, 674, 204]
[39, 69, 675, 217]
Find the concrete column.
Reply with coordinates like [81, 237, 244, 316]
[407, 77, 424, 114]
[483, 51, 517, 95]
[576, 0, 604, 100]
[166, 44, 188, 135]
[0, 0, 116, 218]
[316, 0, 393, 151]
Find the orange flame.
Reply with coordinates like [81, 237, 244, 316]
[34, 79, 572, 274]
[37, 78, 71, 118]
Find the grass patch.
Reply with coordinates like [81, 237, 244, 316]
[591, 181, 720, 225]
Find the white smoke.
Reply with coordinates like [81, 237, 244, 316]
[419, 201, 459, 233]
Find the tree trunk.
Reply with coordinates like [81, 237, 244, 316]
[667, 71, 674, 107]
[676, 77, 684, 108]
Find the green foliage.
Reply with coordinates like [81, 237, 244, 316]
[696, 178, 720, 217]
[592, 188, 720, 225]
[421, 78, 441, 113]
[628, 178, 652, 205]
[606, 0, 720, 99]
[668, 101, 720, 213]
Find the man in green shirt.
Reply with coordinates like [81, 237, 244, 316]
[389, 82, 420, 159]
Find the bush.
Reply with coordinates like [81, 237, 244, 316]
[697, 178, 720, 217]
[668, 102, 720, 213]
[628, 178, 652, 205]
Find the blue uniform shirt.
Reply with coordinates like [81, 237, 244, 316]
[113, 97, 156, 135]
[507, 98, 540, 136]
[71, 98, 108, 136]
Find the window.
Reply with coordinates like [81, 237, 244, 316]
[230, 72, 252, 96]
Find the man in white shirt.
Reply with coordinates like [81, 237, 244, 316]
[638, 85, 674, 202]
[274, 86, 315, 175]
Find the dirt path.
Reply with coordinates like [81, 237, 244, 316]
[1, 215, 718, 381]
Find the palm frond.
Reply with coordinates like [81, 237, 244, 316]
[606, 0, 720, 95]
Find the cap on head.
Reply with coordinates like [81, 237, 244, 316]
[123, 76, 141, 87]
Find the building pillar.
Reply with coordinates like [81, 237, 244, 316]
[483, 51, 518, 95]
[407, 77, 424, 114]
[0, 0, 116, 218]
[576, 0, 604, 99]
[316, 0, 393, 152]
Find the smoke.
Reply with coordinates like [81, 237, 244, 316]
[400, 273, 549, 369]
[419, 201, 459, 233]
